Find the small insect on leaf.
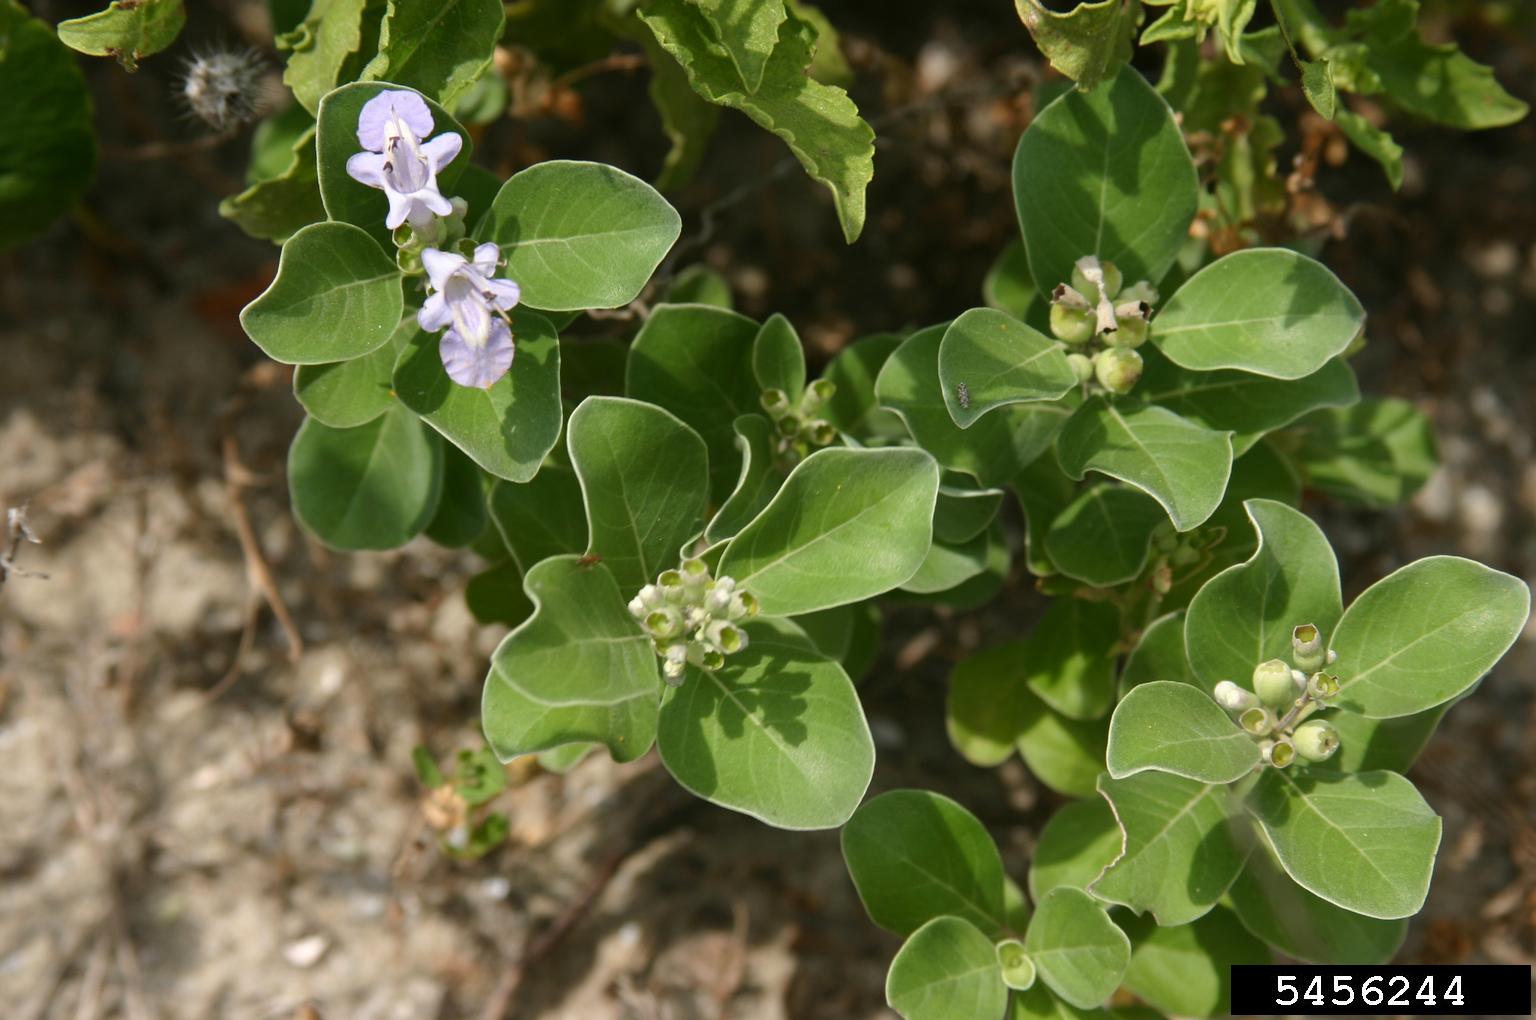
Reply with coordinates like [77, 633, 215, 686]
[956, 381, 970, 410]
[577, 553, 603, 568]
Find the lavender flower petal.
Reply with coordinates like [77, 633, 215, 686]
[356, 90, 434, 152]
[440, 318, 515, 389]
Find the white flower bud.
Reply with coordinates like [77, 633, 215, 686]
[1213, 680, 1259, 713]
[1292, 623, 1326, 671]
[662, 643, 689, 684]
[761, 388, 792, 416]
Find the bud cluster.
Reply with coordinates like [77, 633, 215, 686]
[1049, 256, 1158, 395]
[628, 559, 761, 684]
[761, 379, 838, 461]
[1210, 622, 1343, 769]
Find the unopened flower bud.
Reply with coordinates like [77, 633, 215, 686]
[1293, 719, 1340, 762]
[1264, 738, 1296, 768]
[1326, 648, 1338, 665]
[1240, 706, 1275, 736]
[1214, 680, 1259, 713]
[628, 595, 646, 618]
[1066, 352, 1094, 383]
[1292, 624, 1326, 671]
[1105, 315, 1147, 349]
[662, 643, 688, 683]
[802, 378, 835, 411]
[760, 388, 791, 416]
[705, 620, 748, 655]
[1094, 348, 1142, 394]
[704, 585, 733, 616]
[1170, 542, 1199, 566]
[1291, 668, 1309, 692]
[684, 606, 709, 630]
[680, 557, 710, 589]
[1307, 672, 1340, 700]
[1253, 659, 1297, 709]
[1050, 304, 1095, 345]
[776, 415, 800, 437]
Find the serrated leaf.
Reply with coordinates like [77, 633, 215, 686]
[220, 122, 325, 243]
[1226, 842, 1408, 963]
[481, 556, 660, 763]
[752, 312, 806, 399]
[1119, 906, 1270, 1018]
[57, 0, 185, 70]
[938, 308, 1077, 428]
[1045, 485, 1164, 587]
[1329, 556, 1529, 718]
[488, 463, 589, 571]
[288, 404, 443, 550]
[1140, 349, 1359, 455]
[718, 447, 940, 615]
[1184, 499, 1342, 693]
[1246, 768, 1441, 919]
[1012, 0, 1136, 90]
[1024, 598, 1120, 720]
[842, 789, 1008, 938]
[627, 304, 762, 502]
[476, 160, 682, 311]
[1056, 398, 1233, 532]
[638, 29, 721, 191]
[1292, 398, 1437, 507]
[638, 0, 873, 242]
[1300, 58, 1337, 119]
[1151, 249, 1365, 380]
[361, 0, 504, 107]
[1364, 22, 1529, 130]
[566, 396, 709, 595]
[1106, 681, 1260, 783]
[1013, 69, 1197, 295]
[1028, 796, 1122, 900]
[1093, 772, 1245, 925]
[392, 312, 562, 482]
[1335, 109, 1404, 190]
[687, 0, 786, 93]
[1024, 887, 1130, 1010]
[280, 0, 372, 114]
[879, 326, 1077, 486]
[886, 916, 1008, 1020]
[704, 415, 786, 545]
[658, 618, 873, 829]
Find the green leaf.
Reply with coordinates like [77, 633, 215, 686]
[1246, 768, 1441, 919]
[638, 0, 874, 242]
[687, 0, 786, 93]
[902, 531, 991, 596]
[316, 82, 474, 249]
[1119, 907, 1271, 1018]
[1024, 887, 1130, 1010]
[886, 916, 1008, 1020]
[984, 240, 1044, 325]
[1184, 499, 1342, 693]
[57, 0, 185, 70]
[566, 396, 710, 595]
[288, 405, 444, 550]
[1151, 249, 1366, 380]
[822, 332, 908, 439]
[1024, 598, 1120, 720]
[481, 556, 660, 763]
[1013, 69, 1197, 295]
[279, 0, 372, 115]
[1330, 556, 1529, 718]
[658, 618, 873, 829]
[392, 312, 563, 482]
[1120, 611, 1194, 693]
[465, 558, 534, 627]
[1044, 485, 1164, 587]
[1018, 688, 1111, 798]
[0, 1, 97, 249]
[1056, 398, 1233, 532]
[1140, 349, 1358, 456]
[1106, 681, 1260, 783]
[1317, 703, 1449, 774]
[1335, 109, 1404, 191]
[220, 122, 326, 243]
[894, 525, 1012, 612]
[793, 601, 882, 683]
[294, 318, 411, 428]
[240, 222, 403, 364]
[842, 788, 1008, 938]
[1300, 58, 1337, 119]
[935, 480, 1006, 545]
[947, 642, 1032, 768]
[1014, 454, 1078, 577]
[704, 415, 785, 545]
[718, 447, 940, 615]
[626, 304, 762, 501]
[938, 309, 1077, 428]
[639, 29, 721, 191]
[477, 160, 682, 311]
[1226, 842, 1408, 963]
[879, 326, 1076, 486]
[752, 312, 806, 399]
[1010, 983, 1116, 1020]
[361, 0, 504, 106]
[488, 463, 589, 571]
[1364, 22, 1528, 130]
[1092, 772, 1245, 925]
[664, 264, 733, 307]
[424, 445, 488, 547]
[1292, 398, 1437, 507]
[1012, 0, 1136, 90]
[1028, 796, 1123, 900]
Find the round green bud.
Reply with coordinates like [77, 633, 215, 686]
[1293, 719, 1340, 762]
[1105, 315, 1147, 349]
[760, 388, 791, 417]
[776, 415, 800, 437]
[1265, 738, 1296, 768]
[1292, 623, 1326, 671]
[1094, 347, 1143, 394]
[995, 940, 1035, 992]
[1050, 304, 1095, 345]
[1066, 352, 1094, 384]
[1240, 706, 1275, 736]
[1170, 542, 1199, 566]
[1213, 680, 1259, 714]
[1253, 658, 1297, 709]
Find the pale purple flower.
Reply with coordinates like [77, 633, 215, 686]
[345, 90, 461, 230]
[419, 244, 521, 389]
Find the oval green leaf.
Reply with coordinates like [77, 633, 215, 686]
[1106, 681, 1260, 783]
[938, 308, 1077, 428]
[1023, 887, 1131, 1010]
[1044, 484, 1164, 587]
[886, 916, 1008, 1020]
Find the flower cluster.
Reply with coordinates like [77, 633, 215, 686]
[1211, 622, 1342, 768]
[760, 379, 837, 462]
[1048, 255, 1157, 395]
[346, 90, 521, 390]
[628, 559, 761, 684]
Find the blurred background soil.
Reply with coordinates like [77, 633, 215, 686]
[1, 1, 1534, 1018]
